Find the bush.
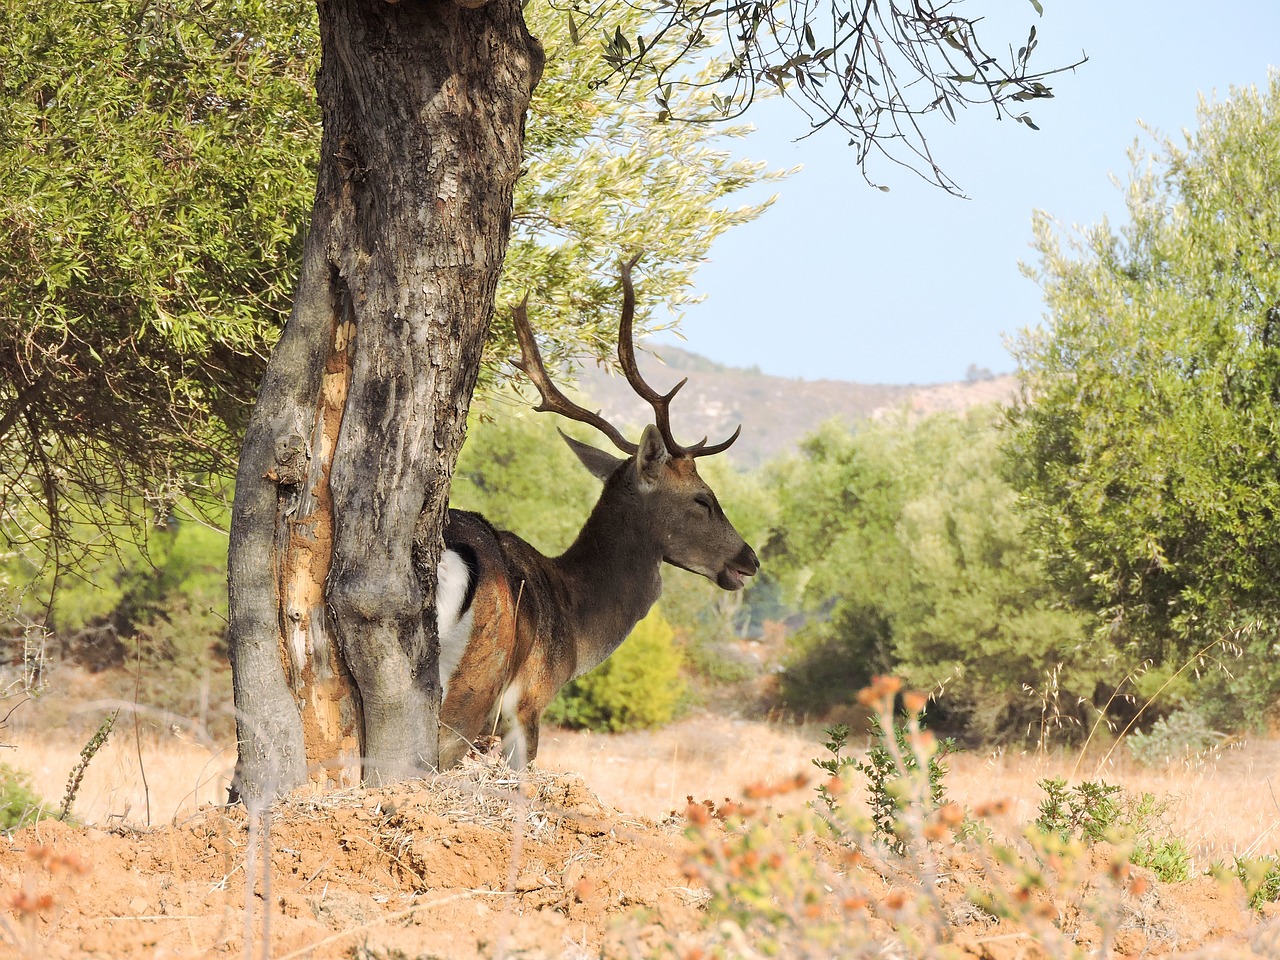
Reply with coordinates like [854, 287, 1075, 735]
[1236, 856, 1280, 911]
[1035, 777, 1192, 884]
[853, 713, 955, 855]
[1126, 705, 1226, 768]
[767, 414, 1097, 739]
[0, 763, 54, 832]
[545, 607, 685, 732]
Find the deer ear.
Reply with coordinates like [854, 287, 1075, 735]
[635, 423, 670, 489]
[560, 429, 623, 482]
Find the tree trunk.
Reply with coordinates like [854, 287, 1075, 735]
[228, 0, 543, 804]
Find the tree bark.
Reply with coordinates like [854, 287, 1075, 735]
[228, 0, 543, 804]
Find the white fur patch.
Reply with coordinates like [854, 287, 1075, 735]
[436, 550, 474, 701]
[500, 681, 527, 768]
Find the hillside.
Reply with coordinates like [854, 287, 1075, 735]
[574, 345, 1017, 467]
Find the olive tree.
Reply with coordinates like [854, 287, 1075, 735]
[1007, 77, 1280, 726]
[0, 0, 776, 567]
[224, 0, 1075, 802]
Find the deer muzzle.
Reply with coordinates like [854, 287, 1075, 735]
[717, 543, 760, 591]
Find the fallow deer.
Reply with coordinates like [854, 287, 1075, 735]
[432, 260, 759, 769]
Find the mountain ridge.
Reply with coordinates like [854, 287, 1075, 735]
[574, 344, 1017, 468]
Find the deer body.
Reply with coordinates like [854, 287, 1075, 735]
[432, 260, 758, 769]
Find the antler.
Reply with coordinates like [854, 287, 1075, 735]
[510, 258, 741, 459]
[615, 256, 740, 458]
[511, 295, 638, 456]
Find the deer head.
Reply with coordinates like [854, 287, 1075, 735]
[511, 257, 759, 592]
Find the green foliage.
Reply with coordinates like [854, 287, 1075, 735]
[1235, 856, 1280, 911]
[0, 0, 780, 553]
[769, 413, 1096, 738]
[1131, 836, 1192, 884]
[1034, 778, 1192, 883]
[1035, 777, 1123, 844]
[853, 715, 954, 856]
[0, 0, 316, 548]
[490, 5, 786, 390]
[1007, 77, 1280, 727]
[1125, 704, 1225, 768]
[811, 723, 857, 815]
[0, 763, 54, 832]
[545, 607, 685, 732]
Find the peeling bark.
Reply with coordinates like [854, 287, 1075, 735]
[228, 0, 543, 803]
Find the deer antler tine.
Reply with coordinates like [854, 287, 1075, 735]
[510, 297, 638, 455]
[616, 257, 690, 456]
[688, 423, 741, 458]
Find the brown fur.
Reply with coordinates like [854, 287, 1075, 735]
[437, 430, 758, 769]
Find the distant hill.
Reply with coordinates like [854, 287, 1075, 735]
[574, 345, 1017, 468]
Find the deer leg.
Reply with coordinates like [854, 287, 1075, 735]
[520, 711, 541, 765]
[498, 682, 528, 768]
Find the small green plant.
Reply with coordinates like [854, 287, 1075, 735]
[1131, 836, 1192, 883]
[544, 607, 685, 732]
[1034, 778, 1193, 884]
[853, 692, 954, 855]
[1035, 777, 1123, 844]
[0, 763, 54, 832]
[1235, 855, 1280, 911]
[812, 723, 857, 814]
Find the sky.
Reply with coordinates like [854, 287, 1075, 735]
[650, 0, 1280, 385]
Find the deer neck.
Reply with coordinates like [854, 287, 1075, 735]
[554, 477, 663, 676]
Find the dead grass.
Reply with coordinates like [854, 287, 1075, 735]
[538, 713, 821, 818]
[539, 715, 1280, 863]
[944, 743, 1280, 865]
[4, 710, 1278, 867]
[7, 731, 231, 828]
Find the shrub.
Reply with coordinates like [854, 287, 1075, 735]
[0, 764, 54, 832]
[1035, 777, 1193, 884]
[545, 607, 685, 732]
[1035, 777, 1124, 844]
[1236, 856, 1280, 911]
[1126, 704, 1226, 767]
[852, 712, 955, 855]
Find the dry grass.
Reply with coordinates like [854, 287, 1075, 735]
[539, 715, 1280, 862]
[4, 710, 1278, 866]
[538, 714, 821, 818]
[7, 730, 232, 828]
[944, 743, 1280, 864]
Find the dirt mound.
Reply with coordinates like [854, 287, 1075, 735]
[0, 757, 698, 959]
[2, 753, 1277, 959]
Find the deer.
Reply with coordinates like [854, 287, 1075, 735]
[430, 259, 759, 769]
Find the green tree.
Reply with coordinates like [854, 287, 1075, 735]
[1007, 76, 1280, 727]
[886, 415, 1098, 738]
[224, 0, 1076, 801]
[767, 421, 906, 711]
[0, 0, 314, 555]
[0, 0, 777, 560]
[770, 413, 1093, 739]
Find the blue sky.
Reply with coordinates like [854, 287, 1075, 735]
[652, 1, 1280, 385]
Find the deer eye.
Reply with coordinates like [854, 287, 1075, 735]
[694, 495, 713, 514]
